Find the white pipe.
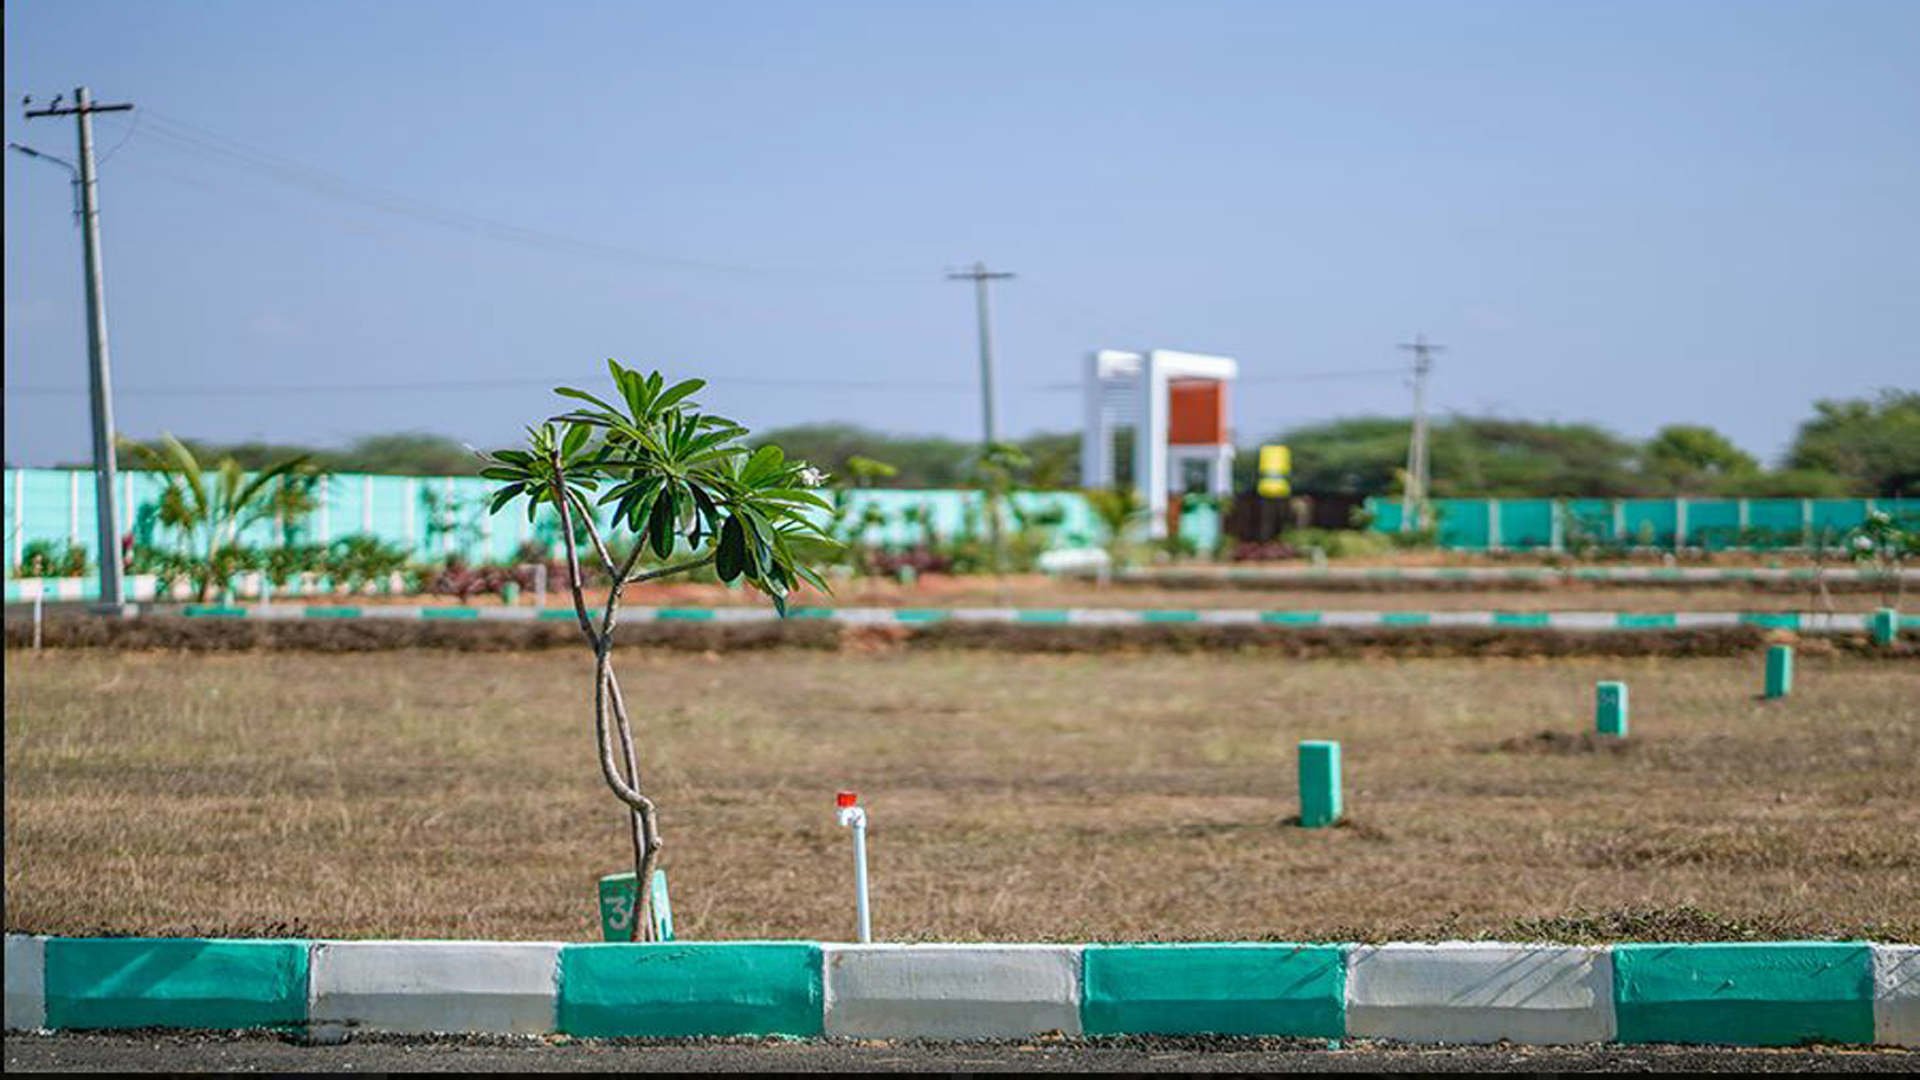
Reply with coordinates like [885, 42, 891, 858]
[33, 591, 44, 651]
[837, 795, 872, 943]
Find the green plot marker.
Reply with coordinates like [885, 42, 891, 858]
[598, 870, 675, 942]
[1596, 680, 1629, 737]
[1764, 644, 1793, 699]
[1871, 608, 1899, 646]
[1297, 740, 1342, 828]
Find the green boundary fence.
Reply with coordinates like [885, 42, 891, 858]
[1365, 497, 1916, 551]
[4, 468, 1221, 584]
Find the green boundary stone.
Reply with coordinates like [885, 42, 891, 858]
[1081, 944, 1345, 1036]
[1616, 613, 1677, 629]
[1297, 741, 1342, 828]
[1596, 680, 1629, 737]
[1765, 644, 1793, 698]
[784, 607, 837, 620]
[182, 606, 247, 618]
[654, 608, 716, 621]
[891, 609, 948, 623]
[557, 942, 823, 1037]
[44, 938, 309, 1031]
[421, 607, 480, 619]
[1494, 612, 1551, 627]
[1016, 610, 1071, 623]
[1380, 612, 1429, 626]
[1612, 942, 1873, 1046]
[538, 608, 579, 620]
[1261, 612, 1322, 625]
[1741, 613, 1800, 631]
[303, 606, 362, 618]
[1141, 610, 1199, 623]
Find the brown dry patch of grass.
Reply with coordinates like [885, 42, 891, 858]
[21, 614, 1889, 661]
[5, 649, 1915, 943]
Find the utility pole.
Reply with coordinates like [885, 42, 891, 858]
[946, 262, 1016, 579]
[23, 87, 132, 610]
[1396, 333, 1444, 534]
[946, 262, 1015, 448]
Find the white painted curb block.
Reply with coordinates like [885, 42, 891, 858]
[824, 944, 1083, 1039]
[4, 935, 46, 1031]
[1346, 943, 1615, 1045]
[1874, 944, 1920, 1048]
[309, 941, 560, 1035]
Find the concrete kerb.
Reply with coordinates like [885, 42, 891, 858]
[4, 935, 46, 1032]
[1345, 943, 1615, 1044]
[308, 940, 562, 1036]
[823, 944, 1082, 1039]
[4, 935, 1916, 1046]
[1874, 945, 1920, 1048]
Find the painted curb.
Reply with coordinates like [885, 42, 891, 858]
[557, 942, 824, 1038]
[1345, 943, 1615, 1044]
[1081, 944, 1346, 1037]
[4, 935, 45, 1031]
[8, 935, 1915, 1045]
[1613, 942, 1875, 1047]
[1874, 944, 1920, 1047]
[309, 940, 560, 1035]
[43, 938, 310, 1032]
[823, 944, 1082, 1039]
[43, 604, 1890, 634]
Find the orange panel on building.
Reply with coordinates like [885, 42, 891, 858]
[1167, 380, 1228, 445]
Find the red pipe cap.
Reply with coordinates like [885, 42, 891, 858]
[836, 790, 858, 808]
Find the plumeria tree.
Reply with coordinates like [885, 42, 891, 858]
[481, 362, 834, 940]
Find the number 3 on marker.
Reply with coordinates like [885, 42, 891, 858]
[603, 895, 632, 931]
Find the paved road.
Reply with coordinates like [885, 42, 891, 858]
[7, 1032, 1915, 1072]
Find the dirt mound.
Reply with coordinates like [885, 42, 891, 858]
[1494, 729, 1636, 756]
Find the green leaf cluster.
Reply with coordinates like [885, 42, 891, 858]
[480, 361, 837, 613]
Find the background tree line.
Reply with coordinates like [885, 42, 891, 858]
[98, 388, 1916, 498]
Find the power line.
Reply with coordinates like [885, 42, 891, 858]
[124, 109, 934, 284]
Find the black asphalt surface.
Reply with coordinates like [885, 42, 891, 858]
[6, 1031, 1915, 1073]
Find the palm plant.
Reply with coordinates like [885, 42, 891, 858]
[481, 362, 834, 940]
[126, 434, 317, 600]
[1085, 485, 1146, 569]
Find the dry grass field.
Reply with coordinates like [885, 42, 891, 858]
[5, 647, 1915, 943]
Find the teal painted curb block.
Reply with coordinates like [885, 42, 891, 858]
[1612, 943, 1874, 1046]
[44, 938, 309, 1031]
[1081, 945, 1345, 1036]
[557, 942, 823, 1037]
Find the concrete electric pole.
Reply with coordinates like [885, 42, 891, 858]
[21, 86, 133, 610]
[946, 262, 1015, 449]
[1396, 333, 1444, 534]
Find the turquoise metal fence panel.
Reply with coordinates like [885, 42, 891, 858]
[1620, 501, 1678, 546]
[7, 469, 1209, 581]
[1496, 499, 1556, 548]
[1685, 500, 1740, 548]
[1746, 499, 1805, 540]
[1811, 499, 1866, 541]
[1362, 496, 1915, 550]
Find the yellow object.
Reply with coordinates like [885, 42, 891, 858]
[1257, 444, 1291, 496]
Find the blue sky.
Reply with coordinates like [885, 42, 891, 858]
[5, 0, 1916, 467]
